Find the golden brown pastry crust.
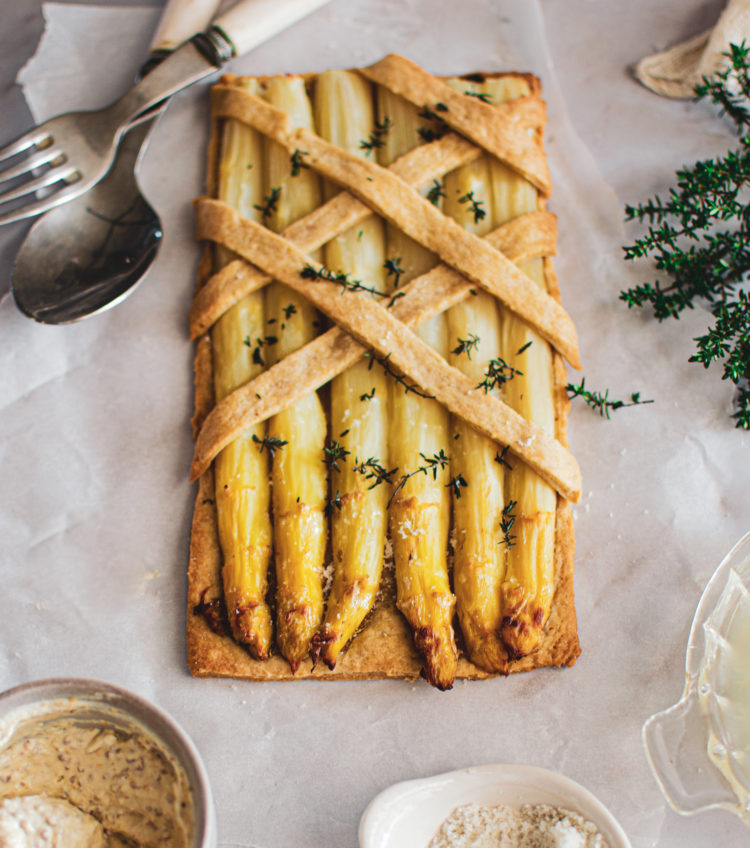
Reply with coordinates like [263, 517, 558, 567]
[208, 84, 580, 368]
[192, 198, 580, 501]
[186, 63, 581, 682]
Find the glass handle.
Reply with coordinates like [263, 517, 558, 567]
[643, 691, 735, 815]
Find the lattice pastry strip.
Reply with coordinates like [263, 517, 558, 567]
[187, 59, 581, 686]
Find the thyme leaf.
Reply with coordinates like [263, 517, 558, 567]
[446, 472, 468, 499]
[251, 433, 288, 458]
[253, 186, 281, 222]
[323, 440, 350, 471]
[452, 333, 480, 360]
[359, 117, 393, 155]
[426, 179, 446, 206]
[289, 148, 310, 177]
[499, 499, 517, 548]
[458, 190, 486, 224]
[384, 257, 405, 288]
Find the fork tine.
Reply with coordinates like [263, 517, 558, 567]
[0, 148, 66, 184]
[0, 127, 52, 166]
[0, 181, 84, 227]
[0, 166, 78, 207]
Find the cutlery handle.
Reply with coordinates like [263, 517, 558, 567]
[151, 0, 224, 53]
[211, 0, 331, 58]
[107, 0, 331, 129]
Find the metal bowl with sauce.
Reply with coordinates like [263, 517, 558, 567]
[0, 677, 217, 848]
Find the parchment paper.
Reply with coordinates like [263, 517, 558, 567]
[2, 2, 748, 847]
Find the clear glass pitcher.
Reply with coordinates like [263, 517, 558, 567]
[643, 531, 750, 825]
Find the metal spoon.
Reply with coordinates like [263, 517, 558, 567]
[11, 0, 223, 325]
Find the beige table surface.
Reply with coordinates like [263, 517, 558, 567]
[0, 1, 748, 846]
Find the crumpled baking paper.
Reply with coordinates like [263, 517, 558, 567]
[2, 2, 748, 847]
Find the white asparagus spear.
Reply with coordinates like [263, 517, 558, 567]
[483, 77, 558, 659]
[263, 76, 328, 671]
[211, 78, 272, 658]
[312, 70, 390, 669]
[378, 87, 457, 690]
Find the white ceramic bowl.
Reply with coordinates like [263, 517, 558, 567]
[0, 677, 217, 848]
[359, 763, 631, 848]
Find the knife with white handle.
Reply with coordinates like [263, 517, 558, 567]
[152, 0, 228, 54]
[106, 0, 332, 129]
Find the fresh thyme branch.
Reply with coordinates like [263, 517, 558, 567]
[621, 42, 750, 429]
[566, 379, 654, 418]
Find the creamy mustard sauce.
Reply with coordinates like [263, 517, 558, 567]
[0, 703, 194, 847]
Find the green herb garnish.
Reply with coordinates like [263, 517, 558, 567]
[289, 148, 310, 177]
[566, 378, 654, 418]
[458, 190, 486, 224]
[452, 333, 481, 360]
[388, 450, 451, 507]
[300, 263, 387, 299]
[499, 499, 517, 548]
[446, 472, 468, 499]
[427, 179, 446, 206]
[323, 440, 350, 471]
[476, 356, 523, 393]
[384, 257, 405, 288]
[364, 351, 435, 398]
[621, 42, 750, 428]
[359, 117, 393, 155]
[251, 433, 288, 458]
[253, 186, 281, 222]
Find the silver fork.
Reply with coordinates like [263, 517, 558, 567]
[0, 0, 331, 226]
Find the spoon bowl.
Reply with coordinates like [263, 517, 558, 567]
[11, 118, 162, 324]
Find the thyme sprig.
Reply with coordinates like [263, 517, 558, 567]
[359, 117, 393, 155]
[352, 457, 398, 489]
[465, 90, 493, 103]
[365, 351, 435, 398]
[446, 472, 468, 499]
[458, 190, 486, 224]
[300, 263, 387, 299]
[426, 179, 446, 206]
[452, 333, 481, 360]
[384, 257, 405, 288]
[251, 433, 288, 458]
[494, 445, 513, 471]
[416, 104, 448, 143]
[566, 378, 654, 418]
[243, 334, 278, 367]
[621, 42, 750, 428]
[388, 449, 451, 508]
[418, 104, 449, 122]
[499, 499, 517, 548]
[477, 356, 523, 393]
[253, 186, 281, 222]
[289, 148, 310, 177]
[323, 439, 350, 471]
[324, 490, 343, 517]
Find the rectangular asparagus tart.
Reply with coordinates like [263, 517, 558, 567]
[186, 55, 582, 689]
